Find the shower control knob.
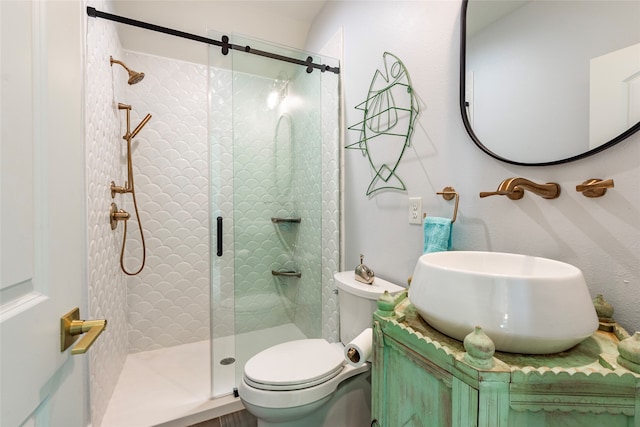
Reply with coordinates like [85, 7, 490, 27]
[109, 202, 130, 230]
[110, 181, 130, 198]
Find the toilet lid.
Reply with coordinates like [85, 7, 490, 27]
[244, 339, 345, 391]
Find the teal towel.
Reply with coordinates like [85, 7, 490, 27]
[423, 217, 452, 253]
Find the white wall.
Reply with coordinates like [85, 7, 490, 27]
[306, 0, 640, 334]
[112, 1, 325, 65]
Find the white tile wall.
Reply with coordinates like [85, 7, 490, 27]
[120, 51, 339, 349]
[121, 52, 211, 352]
[228, 72, 300, 335]
[209, 64, 235, 340]
[288, 72, 325, 338]
[320, 41, 342, 344]
[85, 1, 129, 425]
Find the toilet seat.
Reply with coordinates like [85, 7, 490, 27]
[239, 356, 369, 410]
[244, 339, 345, 391]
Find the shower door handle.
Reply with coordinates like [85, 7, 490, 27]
[217, 216, 223, 256]
[271, 270, 301, 278]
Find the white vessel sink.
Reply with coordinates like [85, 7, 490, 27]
[408, 251, 598, 354]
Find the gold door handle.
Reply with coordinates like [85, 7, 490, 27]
[60, 307, 107, 355]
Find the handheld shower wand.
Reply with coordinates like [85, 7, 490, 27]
[109, 102, 152, 276]
[111, 103, 152, 197]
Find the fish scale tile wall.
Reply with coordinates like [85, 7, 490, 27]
[319, 32, 342, 344]
[122, 51, 339, 349]
[122, 53, 211, 352]
[289, 73, 324, 338]
[322, 74, 340, 344]
[232, 72, 304, 335]
[208, 65, 235, 340]
[86, 1, 129, 425]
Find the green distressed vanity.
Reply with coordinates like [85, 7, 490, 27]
[371, 291, 640, 427]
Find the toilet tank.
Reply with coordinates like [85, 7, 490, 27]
[334, 271, 405, 344]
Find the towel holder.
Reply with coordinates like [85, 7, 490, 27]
[436, 186, 459, 223]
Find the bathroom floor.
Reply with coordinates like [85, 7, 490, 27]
[101, 323, 305, 426]
[190, 410, 257, 427]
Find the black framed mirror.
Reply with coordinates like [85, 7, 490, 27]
[460, 0, 640, 166]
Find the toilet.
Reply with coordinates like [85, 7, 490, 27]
[238, 271, 404, 427]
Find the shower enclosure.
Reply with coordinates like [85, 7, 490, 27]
[208, 35, 340, 397]
[87, 6, 341, 423]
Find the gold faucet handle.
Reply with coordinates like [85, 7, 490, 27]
[479, 188, 524, 200]
[110, 181, 130, 197]
[479, 190, 506, 197]
[576, 178, 614, 198]
[110, 202, 130, 230]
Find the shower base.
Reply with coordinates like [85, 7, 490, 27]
[101, 323, 305, 427]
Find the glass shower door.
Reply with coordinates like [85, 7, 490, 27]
[208, 32, 339, 398]
[231, 36, 324, 387]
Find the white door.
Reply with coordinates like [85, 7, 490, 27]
[1, 1, 88, 426]
[589, 43, 640, 148]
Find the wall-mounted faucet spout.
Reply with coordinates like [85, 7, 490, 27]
[480, 177, 561, 200]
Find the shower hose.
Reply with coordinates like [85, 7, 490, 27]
[119, 180, 146, 276]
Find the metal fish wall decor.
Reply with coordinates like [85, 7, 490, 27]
[347, 52, 420, 196]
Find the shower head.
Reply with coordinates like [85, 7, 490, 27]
[110, 56, 145, 85]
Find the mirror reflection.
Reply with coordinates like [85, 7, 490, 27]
[461, 0, 640, 165]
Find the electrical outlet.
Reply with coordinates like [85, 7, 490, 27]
[409, 197, 422, 224]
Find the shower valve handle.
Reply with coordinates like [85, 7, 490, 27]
[109, 202, 130, 230]
[110, 180, 131, 198]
